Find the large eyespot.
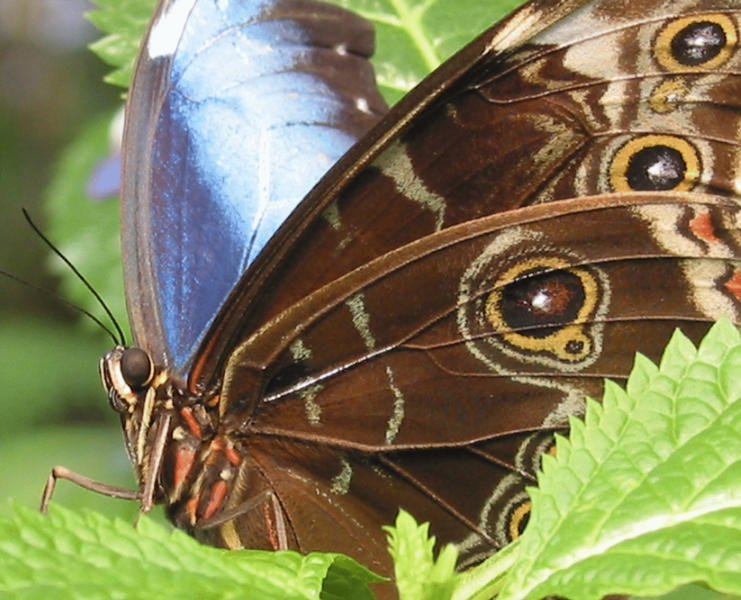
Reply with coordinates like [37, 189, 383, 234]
[610, 135, 700, 192]
[120, 347, 154, 390]
[655, 14, 737, 71]
[458, 237, 609, 373]
[495, 269, 585, 335]
[485, 257, 601, 363]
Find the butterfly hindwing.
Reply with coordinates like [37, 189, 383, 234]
[226, 194, 741, 445]
[203, 194, 741, 571]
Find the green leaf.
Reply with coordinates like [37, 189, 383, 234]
[321, 554, 386, 600]
[385, 510, 458, 600]
[87, 0, 156, 88]
[461, 318, 741, 600]
[636, 583, 740, 600]
[0, 505, 381, 600]
[326, 0, 519, 103]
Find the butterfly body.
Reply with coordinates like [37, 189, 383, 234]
[88, 0, 741, 589]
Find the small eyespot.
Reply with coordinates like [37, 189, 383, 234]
[648, 78, 689, 114]
[120, 347, 153, 389]
[655, 14, 737, 71]
[508, 499, 531, 542]
[610, 135, 700, 193]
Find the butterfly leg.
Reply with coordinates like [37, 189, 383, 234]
[196, 490, 289, 550]
[40, 465, 141, 512]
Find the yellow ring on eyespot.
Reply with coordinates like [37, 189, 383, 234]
[609, 134, 700, 193]
[508, 500, 532, 541]
[484, 257, 599, 362]
[655, 13, 737, 72]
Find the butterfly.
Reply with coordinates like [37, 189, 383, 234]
[43, 0, 741, 595]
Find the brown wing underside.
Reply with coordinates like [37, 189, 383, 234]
[179, 0, 741, 587]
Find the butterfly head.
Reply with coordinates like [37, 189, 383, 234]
[98, 347, 229, 522]
[99, 346, 173, 479]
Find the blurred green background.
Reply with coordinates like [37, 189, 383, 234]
[0, 0, 148, 522]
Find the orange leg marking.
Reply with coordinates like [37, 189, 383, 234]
[206, 437, 240, 465]
[203, 480, 228, 520]
[224, 445, 241, 466]
[180, 407, 203, 440]
[180, 407, 202, 439]
[263, 502, 280, 550]
[173, 446, 196, 490]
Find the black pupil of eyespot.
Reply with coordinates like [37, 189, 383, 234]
[671, 21, 725, 66]
[565, 339, 584, 355]
[499, 268, 584, 337]
[121, 348, 152, 389]
[626, 145, 686, 191]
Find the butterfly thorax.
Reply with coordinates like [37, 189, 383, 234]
[100, 346, 248, 530]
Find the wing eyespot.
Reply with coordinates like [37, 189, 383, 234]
[507, 499, 531, 541]
[484, 258, 601, 363]
[609, 135, 700, 193]
[654, 14, 737, 71]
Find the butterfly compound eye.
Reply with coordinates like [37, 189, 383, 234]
[120, 347, 154, 389]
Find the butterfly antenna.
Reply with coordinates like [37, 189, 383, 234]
[21, 209, 127, 346]
[0, 268, 122, 346]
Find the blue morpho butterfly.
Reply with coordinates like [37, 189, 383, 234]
[44, 0, 741, 592]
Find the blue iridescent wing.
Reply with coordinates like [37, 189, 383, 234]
[121, 0, 386, 382]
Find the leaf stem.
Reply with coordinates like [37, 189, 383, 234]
[451, 541, 520, 600]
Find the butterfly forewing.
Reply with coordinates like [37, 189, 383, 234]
[121, 0, 387, 382]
